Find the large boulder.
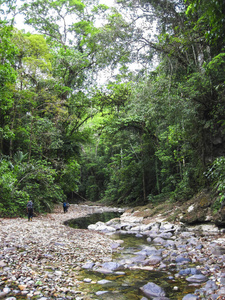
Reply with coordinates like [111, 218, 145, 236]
[179, 190, 212, 224]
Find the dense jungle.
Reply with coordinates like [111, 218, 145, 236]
[0, 0, 225, 217]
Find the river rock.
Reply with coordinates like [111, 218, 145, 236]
[88, 222, 116, 232]
[101, 261, 124, 271]
[143, 255, 162, 265]
[140, 282, 166, 298]
[0, 292, 8, 298]
[82, 262, 95, 269]
[153, 298, 170, 300]
[95, 267, 113, 274]
[211, 246, 225, 255]
[186, 274, 208, 283]
[153, 237, 166, 245]
[217, 286, 225, 295]
[182, 294, 197, 300]
[159, 232, 173, 239]
[96, 291, 108, 295]
[175, 256, 191, 264]
[178, 268, 202, 276]
[97, 279, 112, 284]
[147, 230, 159, 238]
[83, 278, 92, 283]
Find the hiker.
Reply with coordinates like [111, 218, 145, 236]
[63, 201, 68, 213]
[27, 200, 33, 221]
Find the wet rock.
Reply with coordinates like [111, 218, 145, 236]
[83, 278, 92, 283]
[97, 279, 112, 285]
[140, 282, 166, 298]
[186, 274, 208, 283]
[96, 291, 108, 295]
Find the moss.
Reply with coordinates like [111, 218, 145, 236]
[199, 195, 211, 208]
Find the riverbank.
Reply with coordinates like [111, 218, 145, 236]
[0, 204, 120, 299]
[1, 203, 225, 299]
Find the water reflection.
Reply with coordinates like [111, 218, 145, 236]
[64, 211, 122, 229]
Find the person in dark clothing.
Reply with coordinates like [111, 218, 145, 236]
[63, 201, 67, 213]
[27, 200, 33, 221]
[63, 201, 70, 213]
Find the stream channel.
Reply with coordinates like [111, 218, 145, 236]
[65, 211, 198, 300]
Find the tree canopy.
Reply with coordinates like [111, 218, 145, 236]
[0, 0, 224, 216]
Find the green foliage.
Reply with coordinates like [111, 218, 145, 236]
[59, 159, 80, 194]
[186, 0, 225, 47]
[0, 0, 224, 213]
[0, 156, 66, 216]
[206, 157, 225, 203]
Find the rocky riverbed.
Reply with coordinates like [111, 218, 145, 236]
[0, 204, 120, 300]
[86, 210, 225, 299]
[1, 204, 225, 300]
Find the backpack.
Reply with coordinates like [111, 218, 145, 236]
[27, 201, 33, 209]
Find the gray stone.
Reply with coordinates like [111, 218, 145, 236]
[83, 278, 92, 283]
[175, 256, 191, 264]
[140, 282, 166, 298]
[179, 268, 202, 276]
[97, 279, 112, 285]
[110, 242, 121, 249]
[153, 298, 170, 300]
[95, 267, 113, 274]
[212, 247, 225, 256]
[0, 261, 7, 268]
[101, 261, 124, 271]
[143, 255, 162, 266]
[96, 291, 108, 295]
[0, 292, 7, 298]
[159, 232, 173, 239]
[217, 286, 225, 295]
[203, 280, 218, 291]
[131, 255, 147, 264]
[153, 237, 166, 245]
[186, 274, 208, 283]
[182, 294, 197, 300]
[82, 262, 95, 269]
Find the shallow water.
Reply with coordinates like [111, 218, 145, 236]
[68, 212, 199, 299]
[65, 211, 122, 229]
